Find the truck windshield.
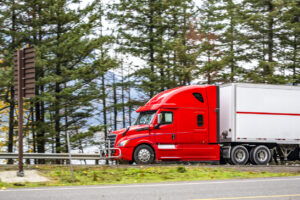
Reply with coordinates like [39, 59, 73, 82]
[134, 111, 156, 125]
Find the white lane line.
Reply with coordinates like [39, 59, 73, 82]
[1, 177, 300, 193]
[192, 193, 300, 200]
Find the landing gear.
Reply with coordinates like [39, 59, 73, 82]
[273, 145, 299, 164]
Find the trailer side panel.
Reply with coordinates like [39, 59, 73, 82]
[220, 84, 300, 144]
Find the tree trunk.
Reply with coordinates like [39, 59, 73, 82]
[127, 66, 132, 125]
[292, 35, 297, 85]
[30, 103, 36, 164]
[267, 0, 274, 64]
[64, 83, 69, 154]
[7, 0, 16, 165]
[112, 73, 117, 130]
[54, 25, 62, 164]
[54, 77, 61, 154]
[101, 74, 107, 136]
[7, 86, 15, 164]
[121, 65, 126, 128]
[148, 0, 155, 97]
[36, 2, 45, 164]
[229, 13, 235, 82]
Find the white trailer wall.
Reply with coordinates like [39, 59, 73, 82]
[220, 84, 300, 144]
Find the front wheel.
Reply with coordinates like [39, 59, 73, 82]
[133, 144, 155, 165]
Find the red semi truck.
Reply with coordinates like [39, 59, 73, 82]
[106, 83, 300, 165]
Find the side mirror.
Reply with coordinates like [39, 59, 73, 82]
[154, 113, 163, 129]
[157, 113, 162, 124]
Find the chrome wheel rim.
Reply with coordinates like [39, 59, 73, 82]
[138, 149, 151, 162]
[257, 149, 268, 162]
[235, 149, 246, 162]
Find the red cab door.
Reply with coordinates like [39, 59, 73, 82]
[151, 109, 180, 159]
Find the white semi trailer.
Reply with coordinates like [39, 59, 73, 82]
[220, 83, 300, 165]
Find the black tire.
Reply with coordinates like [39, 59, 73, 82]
[128, 160, 134, 165]
[249, 148, 255, 165]
[251, 145, 271, 165]
[133, 144, 155, 165]
[118, 160, 134, 165]
[230, 145, 249, 165]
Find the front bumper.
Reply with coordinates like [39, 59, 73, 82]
[98, 139, 122, 159]
[99, 140, 135, 161]
[117, 147, 135, 161]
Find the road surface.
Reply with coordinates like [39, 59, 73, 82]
[0, 176, 300, 200]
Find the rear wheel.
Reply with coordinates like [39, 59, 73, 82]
[251, 145, 271, 165]
[133, 144, 155, 165]
[230, 145, 249, 165]
[249, 148, 255, 164]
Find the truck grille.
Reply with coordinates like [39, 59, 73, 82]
[106, 134, 117, 148]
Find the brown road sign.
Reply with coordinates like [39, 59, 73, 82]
[13, 46, 36, 177]
[14, 47, 35, 99]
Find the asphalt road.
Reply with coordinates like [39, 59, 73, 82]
[0, 176, 300, 200]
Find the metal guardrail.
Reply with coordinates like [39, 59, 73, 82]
[0, 139, 122, 161]
[0, 140, 121, 179]
[0, 148, 122, 160]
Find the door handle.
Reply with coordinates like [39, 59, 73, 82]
[172, 134, 175, 140]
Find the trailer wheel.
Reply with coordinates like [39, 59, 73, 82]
[230, 145, 249, 165]
[251, 145, 271, 165]
[249, 148, 255, 164]
[133, 144, 155, 165]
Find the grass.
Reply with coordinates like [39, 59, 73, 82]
[0, 165, 299, 188]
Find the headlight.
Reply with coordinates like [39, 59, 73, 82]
[118, 140, 129, 147]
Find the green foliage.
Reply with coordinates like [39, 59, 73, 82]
[109, 0, 198, 97]
[176, 166, 187, 173]
[0, 165, 298, 188]
[0, 0, 119, 154]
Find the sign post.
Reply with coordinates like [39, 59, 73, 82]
[14, 47, 35, 177]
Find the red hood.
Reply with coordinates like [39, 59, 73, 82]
[110, 124, 150, 137]
[110, 128, 127, 135]
[109, 124, 151, 147]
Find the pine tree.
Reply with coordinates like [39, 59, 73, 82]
[108, 0, 161, 97]
[0, 0, 24, 163]
[278, 0, 300, 85]
[196, 0, 224, 84]
[241, 0, 285, 83]
[20, 0, 50, 161]
[166, 0, 199, 87]
[109, 0, 198, 97]
[214, 0, 248, 82]
[10, 0, 115, 156]
[41, 0, 110, 154]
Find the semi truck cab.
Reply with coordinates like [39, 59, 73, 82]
[107, 85, 220, 164]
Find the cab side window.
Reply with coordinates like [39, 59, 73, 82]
[161, 111, 173, 125]
[193, 93, 204, 103]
